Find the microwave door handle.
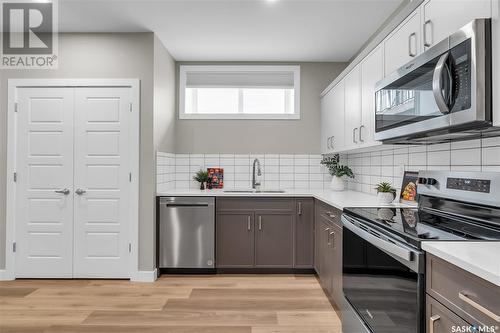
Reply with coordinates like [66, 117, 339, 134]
[432, 52, 451, 114]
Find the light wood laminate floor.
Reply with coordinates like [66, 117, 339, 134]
[0, 275, 342, 333]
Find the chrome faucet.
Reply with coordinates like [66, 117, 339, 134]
[252, 158, 262, 190]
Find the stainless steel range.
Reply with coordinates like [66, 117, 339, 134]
[341, 171, 500, 333]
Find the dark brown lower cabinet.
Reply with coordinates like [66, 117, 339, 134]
[426, 254, 500, 332]
[314, 200, 343, 309]
[426, 295, 470, 333]
[255, 212, 293, 267]
[216, 197, 305, 269]
[216, 211, 254, 268]
[294, 198, 314, 268]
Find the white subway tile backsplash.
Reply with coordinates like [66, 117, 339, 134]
[482, 146, 500, 165]
[344, 136, 500, 195]
[451, 148, 481, 166]
[157, 138, 500, 193]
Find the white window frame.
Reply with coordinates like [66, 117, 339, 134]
[179, 65, 301, 120]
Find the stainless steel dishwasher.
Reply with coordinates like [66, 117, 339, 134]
[159, 197, 215, 269]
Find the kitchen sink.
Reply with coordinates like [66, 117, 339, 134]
[223, 189, 286, 193]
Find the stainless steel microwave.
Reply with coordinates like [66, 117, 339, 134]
[374, 19, 495, 143]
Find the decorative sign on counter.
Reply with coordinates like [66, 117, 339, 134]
[207, 168, 224, 189]
[400, 171, 418, 204]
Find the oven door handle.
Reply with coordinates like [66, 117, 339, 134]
[342, 216, 413, 262]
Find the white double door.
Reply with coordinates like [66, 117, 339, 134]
[15, 86, 132, 278]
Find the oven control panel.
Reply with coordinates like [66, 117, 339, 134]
[446, 177, 491, 193]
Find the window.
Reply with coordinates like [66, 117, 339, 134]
[179, 65, 300, 119]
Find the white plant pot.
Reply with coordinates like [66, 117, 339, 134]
[330, 176, 346, 191]
[378, 192, 395, 205]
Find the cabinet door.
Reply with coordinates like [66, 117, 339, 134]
[294, 198, 314, 268]
[255, 212, 294, 268]
[318, 217, 332, 293]
[421, 0, 491, 51]
[360, 46, 383, 148]
[216, 212, 254, 268]
[384, 8, 421, 75]
[330, 81, 346, 152]
[314, 210, 323, 274]
[426, 295, 472, 333]
[320, 90, 334, 154]
[330, 223, 343, 308]
[344, 66, 362, 150]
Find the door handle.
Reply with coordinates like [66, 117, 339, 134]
[359, 125, 365, 143]
[55, 188, 70, 195]
[353, 128, 358, 143]
[329, 231, 335, 248]
[325, 228, 330, 246]
[429, 314, 440, 333]
[329, 136, 334, 150]
[327, 137, 331, 150]
[75, 188, 87, 195]
[458, 292, 500, 322]
[424, 20, 433, 48]
[298, 202, 303, 215]
[258, 216, 262, 231]
[432, 52, 452, 114]
[408, 32, 417, 57]
[247, 216, 251, 231]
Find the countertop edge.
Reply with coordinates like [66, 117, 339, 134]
[422, 242, 500, 287]
[155, 189, 415, 210]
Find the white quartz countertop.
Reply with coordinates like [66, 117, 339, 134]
[156, 189, 415, 210]
[422, 241, 500, 287]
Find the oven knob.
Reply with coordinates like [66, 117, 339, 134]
[418, 177, 427, 185]
[427, 178, 438, 186]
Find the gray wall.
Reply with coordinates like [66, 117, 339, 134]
[0, 33, 157, 271]
[173, 62, 347, 154]
[151, 35, 177, 269]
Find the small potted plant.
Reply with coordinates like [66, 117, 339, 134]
[193, 169, 210, 190]
[320, 155, 354, 191]
[375, 182, 397, 204]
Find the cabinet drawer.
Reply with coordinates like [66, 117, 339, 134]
[426, 254, 500, 328]
[217, 197, 294, 211]
[315, 200, 342, 227]
[426, 294, 471, 333]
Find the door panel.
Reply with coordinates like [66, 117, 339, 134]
[73, 88, 131, 278]
[361, 46, 384, 148]
[384, 9, 421, 75]
[216, 212, 255, 268]
[255, 212, 294, 268]
[294, 198, 314, 268]
[344, 67, 362, 150]
[15, 87, 75, 278]
[330, 81, 345, 152]
[422, 0, 491, 51]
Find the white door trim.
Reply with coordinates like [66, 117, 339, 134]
[4, 79, 141, 281]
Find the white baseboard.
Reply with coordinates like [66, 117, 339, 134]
[131, 269, 158, 282]
[0, 269, 15, 281]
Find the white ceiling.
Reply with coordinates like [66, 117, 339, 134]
[59, 0, 404, 62]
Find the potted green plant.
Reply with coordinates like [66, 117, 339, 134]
[375, 182, 397, 204]
[320, 155, 354, 191]
[193, 169, 210, 190]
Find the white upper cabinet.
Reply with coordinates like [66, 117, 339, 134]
[344, 67, 362, 150]
[384, 8, 421, 76]
[321, 81, 345, 154]
[421, 0, 492, 51]
[360, 46, 384, 148]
